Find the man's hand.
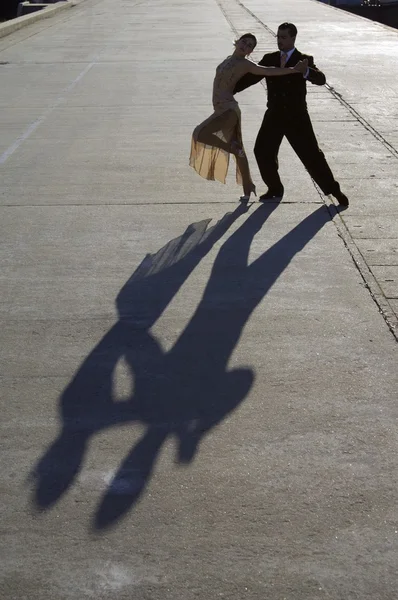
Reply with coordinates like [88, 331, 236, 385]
[293, 59, 308, 74]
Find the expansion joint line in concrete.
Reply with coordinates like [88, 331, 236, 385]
[324, 85, 398, 160]
[332, 216, 398, 340]
[315, 181, 398, 341]
[215, 0, 398, 341]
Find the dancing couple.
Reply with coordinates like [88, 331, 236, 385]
[190, 24, 349, 207]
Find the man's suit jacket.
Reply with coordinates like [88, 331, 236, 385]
[233, 49, 326, 113]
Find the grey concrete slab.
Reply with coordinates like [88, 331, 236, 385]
[356, 238, 398, 266]
[344, 215, 398, 239]
[371, 265, 398, 298]
[1, 0, 398, 599]
[0, 108, 46, 155]
[0, 63, 94, 109]
[335, 178, 398, 215]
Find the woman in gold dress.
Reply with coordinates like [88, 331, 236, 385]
[190, 33, 307, 202]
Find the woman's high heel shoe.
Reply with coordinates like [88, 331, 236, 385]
[239, 183, 257, 203]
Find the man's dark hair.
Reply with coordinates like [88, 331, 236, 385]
[238, 32, 257, 49]
[278, 22, 297, 38]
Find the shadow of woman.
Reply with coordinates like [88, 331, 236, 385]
[30, 202, 331, 530]
[29, 205, 249, 509]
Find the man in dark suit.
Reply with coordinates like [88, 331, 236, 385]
[234, 22, 349, 206]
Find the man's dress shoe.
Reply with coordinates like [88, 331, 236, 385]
[259, 187, 284, 202]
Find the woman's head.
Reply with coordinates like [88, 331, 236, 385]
[234, 33, 257, 56]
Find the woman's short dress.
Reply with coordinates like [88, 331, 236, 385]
[189, 56, 251, 186]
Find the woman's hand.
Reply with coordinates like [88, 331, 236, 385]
[293, 59, 308, 74]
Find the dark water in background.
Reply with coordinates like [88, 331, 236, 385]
[1, 1, 20, 21]
[344, 4, 398, 29]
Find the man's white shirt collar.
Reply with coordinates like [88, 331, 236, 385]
[281, 48, 296, 61]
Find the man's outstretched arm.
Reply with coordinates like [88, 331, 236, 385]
[233, 72, 264, 94]
[305, 56, 326, 86]
[233, 55, 270, 94]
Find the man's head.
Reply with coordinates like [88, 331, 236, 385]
[277, 23, 297, 52]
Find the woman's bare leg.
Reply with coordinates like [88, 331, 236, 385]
[236, 152, 255, 197]
[195, 110, 237, 153]
[194, 110, 255, 198]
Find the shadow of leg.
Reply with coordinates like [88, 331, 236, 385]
[177, 367, 254, 464]
[93, 425, 168, 530]
[29, 430, 88, 510]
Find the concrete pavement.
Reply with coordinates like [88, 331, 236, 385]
[0, 0, 397, 598]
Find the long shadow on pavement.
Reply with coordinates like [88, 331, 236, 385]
[29, 202, 331, 530]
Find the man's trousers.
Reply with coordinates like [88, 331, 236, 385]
[254, 108, 338, 195]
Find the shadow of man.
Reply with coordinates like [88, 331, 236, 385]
[30, 202, 331, 530]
